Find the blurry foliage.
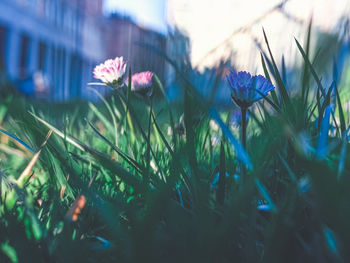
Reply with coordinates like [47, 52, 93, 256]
[0, 22, 350, 263]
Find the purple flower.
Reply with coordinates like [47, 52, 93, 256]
[126, 71, 154, 96]
[226, 70, 275, 108]
[93, 57, 127, 87]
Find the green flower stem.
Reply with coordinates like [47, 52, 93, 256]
[241, 107, 247, 149]
[241, 107, 247, 179]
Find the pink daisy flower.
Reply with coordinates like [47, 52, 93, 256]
[126, 71, 154, 96]
[93, 56, 127, 88]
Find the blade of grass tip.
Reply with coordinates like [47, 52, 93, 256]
[209, 108, 252, 170]
[0, 128, 35, 153]
[261, 51, 284, 108]
[262, 28, 291, 107]
[295, 37, 326, 98]
[302, 19, 312, 107]
[87, 87, 119, 146]
[316, 105, 333, 159]
[16, 130, 53, 188]
[87, 120, 143, 174]
[154, 73, 177, 147]
[255, 179, 277, 213]
[281, 55, 287, 86]
[261, 53, 279, 105]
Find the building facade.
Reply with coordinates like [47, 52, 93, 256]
[0, 0, 106, 101]
[105, 14, 167, 84]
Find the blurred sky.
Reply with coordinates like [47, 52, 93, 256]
[103, 0, 168, 34]
[104, 0, 350, 71]
[168, 0, 350, 70]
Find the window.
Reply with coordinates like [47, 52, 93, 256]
[19, 34, 30, 78]
[38, 41, 47, 71]
[69, 54, 82, 98]
[0, 25, 7, 73]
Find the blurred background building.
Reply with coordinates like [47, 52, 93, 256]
[0, 0, 169, 101]
[0, 0, 350, 102]
[105, 13, 166, 83]
[0, 0, 106, 101]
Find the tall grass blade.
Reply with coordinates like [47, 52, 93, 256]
[262, 28, 291, 108]
[0, 128, 35, 153]
[295, 38, 326, 97]
[316, 105, 332, 159]
[261, 53, 279, 104]
[16, 130, 53, 187]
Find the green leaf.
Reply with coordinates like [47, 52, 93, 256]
[0, 129, 35, 153]
[262, 28, 291, 109]
[260, 53, 278, 105]
[1, 242, 18, 263]
[295, 37, 326, 98]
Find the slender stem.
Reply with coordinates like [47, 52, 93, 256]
[241, 107, 247, 180]
[241, 107, 247, 150]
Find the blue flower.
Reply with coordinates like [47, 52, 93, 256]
[226, 70, 275, 108]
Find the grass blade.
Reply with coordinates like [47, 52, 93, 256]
[0, 128, 35, 153]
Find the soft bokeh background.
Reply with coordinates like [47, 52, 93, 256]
[0, 0, 350, 102]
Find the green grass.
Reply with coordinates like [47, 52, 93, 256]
[0, 29, 350, 263]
